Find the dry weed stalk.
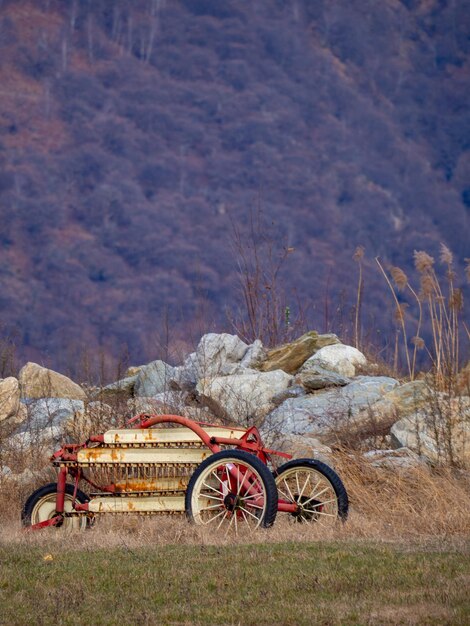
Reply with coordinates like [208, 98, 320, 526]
[228, 207, 305, 347]
[376, 245, 468, 384]
[353, 245, 365, 351]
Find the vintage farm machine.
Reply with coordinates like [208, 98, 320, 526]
[22, 413, 348, 533]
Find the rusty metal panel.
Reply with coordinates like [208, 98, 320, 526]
[77, 446, 211, 465]
[103, 426, 246, 445]
[113, 477, 189, 492]
[88, 495, 185, 513]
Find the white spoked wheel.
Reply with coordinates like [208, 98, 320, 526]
[274, 459, 348, 526]
[185, 450, 278, 534]
[22, 483, 88, 531]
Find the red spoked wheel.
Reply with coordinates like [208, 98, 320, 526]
[274, 459, 348, 525]
[185, 450, 278, 533]
[22, 483, 89, 531]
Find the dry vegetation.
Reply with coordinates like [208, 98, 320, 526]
[0, 244, 469, 624]
[0, 522, 469, 626]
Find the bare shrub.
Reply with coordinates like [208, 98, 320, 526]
[227, 207, 306, 347]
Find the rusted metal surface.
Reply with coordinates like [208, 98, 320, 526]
[88, 495, 185, 513]
[110, 477, 189, 492]
[103, 426, 246, 445]
[77, 446, 211, 465]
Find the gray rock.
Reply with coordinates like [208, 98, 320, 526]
[101, 375, 138, 397]
[134, 360, 175, 397]
[272, 434, 334, 466]
[7, 398, 84, 449]
[340, 380, 430, 445]
[170, 353, 199, 391]
[197, 369, 292, 425]
[263, 376, 399, 440]
[194, 333, 250, 378]
[296, 365, 352, 390]
[302, 344, 367, 377]
[240, 340, 266, 369]
[16, 398, 84, 434]
[390, 395, 470, 465]
[130, 391, 187, 415]
[364, 447, 425, 469]
[170, 334, 254, 391]
[271, 385, 306, 407]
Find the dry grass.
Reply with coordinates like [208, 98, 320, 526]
[0, 528, 468, 626]
[1, 451, 469, 546]
[334, 452, 470, 539]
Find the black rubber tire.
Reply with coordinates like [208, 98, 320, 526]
[21, 482, 89, 528]
[186, 450, 278, 529]
[273, 458, 349, 521]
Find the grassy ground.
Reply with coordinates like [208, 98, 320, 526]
[1, 533, 469, 626]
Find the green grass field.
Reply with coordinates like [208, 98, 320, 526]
[1, 540, 469, 626]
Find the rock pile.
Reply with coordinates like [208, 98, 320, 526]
[1, 332, 469, 477]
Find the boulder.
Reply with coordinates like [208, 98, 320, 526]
[263, 376, 399, 441]
[17, 398, 84, 432]
[64, 401, 115, 441]
[194, 333, 250, 377]
[134, 360, 175, 397]
[296, 365, 352, 390]
[18, 362, 86, 401]
[11, 397, 84, 448]
[170, 354, 199, 391]
[363, 447, 425, 470]
[337, 380, 430, 445]
[271, 434, 334, 465]
[125, 365, 144, 377]
[100, 375, 138, 398]
[271, 385, 306, 407]
[130, 391, 186, 415]
[258, 332, 340, 374]
[239, 340, 266, 369]
[390, 395, 470, 466]
[301, 344, 367, 377]
[0, 377, 20, 422]
[197, 369, 292, 425]
[170, 333, 253, 390]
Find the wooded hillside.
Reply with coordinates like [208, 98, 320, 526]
[0, 0, 468, 373]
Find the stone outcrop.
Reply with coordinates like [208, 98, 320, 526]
[263, 376, 398, 442]
[336, 380, 430, 444]
[100, 375, 138, 398]
[390, 395, 470, 465]
[296, 365, 352, 390]
[134, 360, 175, 397]
[258, 332, 340, 374]
[271, 385, 306, 407]
[18, 362, 86, 401]
[194, 333, 250, 378]
[363, 447, 425, 469]
[301, 344, 367, 377]
[170, 334, 254, 391]
[12, 397, 84, 447]
[0, 377, 20, 422]
[197, 369, 292, 424]
[4, 330, 469, 474]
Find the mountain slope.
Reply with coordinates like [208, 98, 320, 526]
[0, 0, 468, 372]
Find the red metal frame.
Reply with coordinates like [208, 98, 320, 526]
[29, 413, 298, 529]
